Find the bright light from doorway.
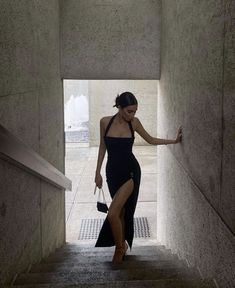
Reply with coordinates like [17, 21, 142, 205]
[64, 80, 89, 144]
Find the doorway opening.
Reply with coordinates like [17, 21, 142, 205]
[64, 80, 159, 245]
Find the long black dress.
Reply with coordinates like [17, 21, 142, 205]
[95, 113, 141, 249]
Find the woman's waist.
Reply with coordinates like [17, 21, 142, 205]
[106, 156, 140, 178]
[106, 154, 139, 167]
[107, 152, 134, 161]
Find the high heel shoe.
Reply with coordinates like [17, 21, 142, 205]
[123, 241, 129, 254]
[123, 241, 128, 258]
[112, 246, 125, 264]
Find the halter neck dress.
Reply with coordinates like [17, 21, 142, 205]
[95, 113, 141, 249]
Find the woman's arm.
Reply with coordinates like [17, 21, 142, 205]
[95, 118, 107, 188]
[135, 118, 182, 145]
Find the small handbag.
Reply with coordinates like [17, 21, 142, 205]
[94, 186, 109, 213]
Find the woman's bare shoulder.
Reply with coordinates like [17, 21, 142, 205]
[131, 117, 141, 130]
[100, 116, 112, 127]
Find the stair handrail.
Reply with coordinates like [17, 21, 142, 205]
[0, 124, 72, 191]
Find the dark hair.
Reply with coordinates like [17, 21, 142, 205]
[113, 92, 138, 108]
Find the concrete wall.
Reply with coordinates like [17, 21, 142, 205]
[0, 0, 65, 284]
[88, 80, 158, 146]
[157, 1, 235, 287]
[60, 0, 161, 79]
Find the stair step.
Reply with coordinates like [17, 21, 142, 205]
[11, 278, 215, 288]
[52, 246, 171, 257]
[41, 253, 179, 264]
[14, 267, 201, 285]
[57, 244, 166, 254]
[49, 250, 173, 258]
[42, 246, 178, 264]
[30, 259, 185, 273]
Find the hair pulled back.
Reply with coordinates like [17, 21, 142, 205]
[113, 92, 138, 108]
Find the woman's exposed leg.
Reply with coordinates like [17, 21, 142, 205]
[107, 179, 134, 263]
[120, 208, 125, 243]
[120, 208, 128, 255]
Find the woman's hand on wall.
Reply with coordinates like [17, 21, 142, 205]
[175, 126, 183, 143]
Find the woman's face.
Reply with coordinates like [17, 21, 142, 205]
[120, 104, 138, 122]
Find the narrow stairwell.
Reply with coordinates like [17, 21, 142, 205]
[9, 242, 215, 288]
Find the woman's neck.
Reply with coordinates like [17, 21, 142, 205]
[117, 112, 128, 124]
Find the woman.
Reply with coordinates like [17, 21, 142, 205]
[94, 92, 182, 264]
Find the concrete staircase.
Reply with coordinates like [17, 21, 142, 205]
[10, 242, 215, 288]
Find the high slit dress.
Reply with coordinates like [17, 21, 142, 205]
[95, 113, 141, 249]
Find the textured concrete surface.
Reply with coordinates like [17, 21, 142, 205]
[158, 1, 235, 287]
[0, 90, 40, 151]
[0, 1, 38, 96]
[157, 148, 235, 288]
[159, 0, 223, 210]
[65, 145, 157, 242]
[60, 0, 161, 79]
[39, 80, 64, 172]
[0, 0, 64, 168]
[221, 0, 235, 233]
[0, 160, 41, 285]
[41, 182, 65, 258]
[89, 80, 158, 146]
[0, 1, 65, 285]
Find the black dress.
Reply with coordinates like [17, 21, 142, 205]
[95, 113, 141, 249]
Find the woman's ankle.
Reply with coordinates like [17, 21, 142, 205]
[112, 245, 125, 264]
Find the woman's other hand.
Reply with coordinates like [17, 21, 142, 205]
[95, 172, 103, 188]
[175, 126, 182, 143]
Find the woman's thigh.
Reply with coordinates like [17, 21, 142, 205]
[108, 178, 134, 215]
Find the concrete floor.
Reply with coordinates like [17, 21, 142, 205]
[65, 144, 158, 246]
